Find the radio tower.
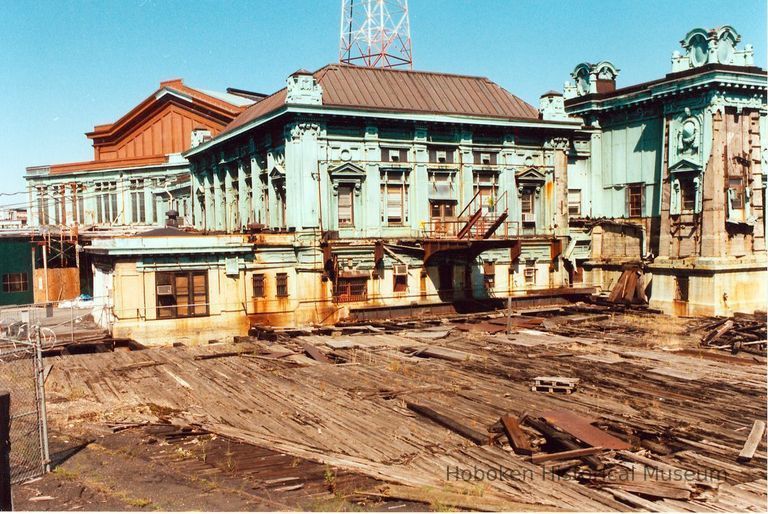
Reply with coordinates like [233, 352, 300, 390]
[339, 0, 413, 69]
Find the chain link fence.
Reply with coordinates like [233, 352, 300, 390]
[0, 320, 50, 484]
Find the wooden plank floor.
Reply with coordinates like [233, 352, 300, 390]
[41, 310, 767, 511]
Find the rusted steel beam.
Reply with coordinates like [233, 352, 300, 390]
[500, 415, 533, 455]
[523, 416, 604, 470]
[406, 402, 488, 445]
[540, 409, 631, 450]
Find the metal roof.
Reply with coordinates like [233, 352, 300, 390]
[221, 64, 539, 136]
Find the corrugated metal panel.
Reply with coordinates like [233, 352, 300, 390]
[222, 64, 538, 136]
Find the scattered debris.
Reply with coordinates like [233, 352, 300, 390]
[738, 420, 766, 463]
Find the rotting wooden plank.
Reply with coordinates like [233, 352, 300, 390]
[356, 484, 559, 512]
[406, 402, 488, 445]
[738, 420, 766, 463]
[500, 414, 533, 455]
[300, 342, 333, 364]
[604, 487, 666, 512]
[540, 409, 631, 450]
[530, 446, 604, 464]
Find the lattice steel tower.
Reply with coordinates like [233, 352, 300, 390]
[339, 0, 413, 69]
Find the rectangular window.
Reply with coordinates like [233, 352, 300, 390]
[680, 176, 696, 212]
[252, 274, 265, 298]
[2, 273, 29, 293]
[276, 272, 288, 297]
[473, 171, 499, 213]
[568, 189, 582, 216]
[627, 183, 643, 217]
[473, 151, 497, 166]
[729, 177, 745, 209]
[384, 148, 408, 163]
[429, 147, 454, 164]
[337, 185, 354, 227]
[483, 261, 496, 290]
[334, 277, 368, 303]
[156, 271, 209, 319]
[131, 180, 146, 223]
[524, 262, 536, 285]
[393, 267, 408, 293]
[381, 170, 409, 225]
[429, 171, 455, 200]
[521, 189, 534, 214]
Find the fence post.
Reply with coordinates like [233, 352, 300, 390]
[34, 328, 50, 474]
[1, 390, 11, 511]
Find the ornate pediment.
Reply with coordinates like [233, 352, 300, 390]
[329, 162, 367, 180]
[516, 167, 547, 182]
[669, 158, 702, 174]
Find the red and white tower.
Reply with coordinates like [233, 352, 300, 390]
[339, 0, 413, 69]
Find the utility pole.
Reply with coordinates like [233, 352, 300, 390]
[506, 295, 512, 336]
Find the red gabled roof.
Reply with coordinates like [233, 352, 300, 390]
[221, 64, 538, 135]
[86, 78, 250, 142]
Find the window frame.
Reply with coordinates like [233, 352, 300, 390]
[252, 273, 265, 298]
[156, 270, 209, 320]
[626, 183, 644, 218]
[334, 276, 368, 303]
[567, 189, 582, 217]
[2, 272, 29, 293]
[337, 184, 355, 227]
[275, 272, 289, 298]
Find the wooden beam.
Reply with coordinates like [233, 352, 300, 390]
[500, 415, 533, 455]
[524, 417, 604, 470]
[738, 420, 766, 463]
[300, 342, 333, 364]
[406, 402, 488, 445]
[531, 446, 604, 464]
[1, 391, 11, 511]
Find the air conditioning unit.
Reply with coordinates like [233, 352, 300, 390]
[481, 153, 491, 165]
[393, 264, 408, 276]
[522, 213, 536, 224]
[436, 150, 447, 163]
[156, 285, 174, 296]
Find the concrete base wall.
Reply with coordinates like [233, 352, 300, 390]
[648, 259, 768, 316]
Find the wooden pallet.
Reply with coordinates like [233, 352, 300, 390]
[532, 376, 579, 394]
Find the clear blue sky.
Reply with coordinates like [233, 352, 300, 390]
[0, 0, 765, 207]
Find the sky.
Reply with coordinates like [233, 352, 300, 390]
[0, 0, 765, 208]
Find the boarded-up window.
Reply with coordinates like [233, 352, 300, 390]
[568, 189, 581, 216]
[252, 274, 265, 298]
[483, 261, 495, 289]
[626, 183, 643, 217]
[334, 277, 368, 303]
[2, 273, 29, 293]
[156, 271, 208, 319]
[338, 185, 354, 227]
[276, 273, 288, 297]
